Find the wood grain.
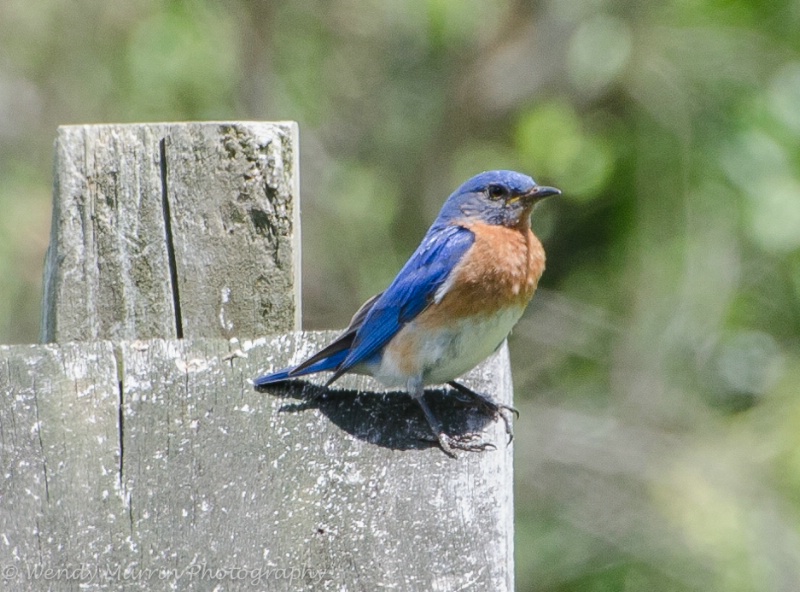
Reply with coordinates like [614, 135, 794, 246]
[41, 122, 300, 343]
[0, 333, 514, 591]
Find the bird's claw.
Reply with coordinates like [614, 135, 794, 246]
[436, 432, 496, 458]
[472, 402, 517, 445]
[447, 381, 517, 445]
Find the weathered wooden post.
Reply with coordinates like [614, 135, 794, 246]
[0, 123, 514, 591]
[41, 123, 301, 342]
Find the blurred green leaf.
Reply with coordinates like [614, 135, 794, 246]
[515, 101, 615, 200]
[125, 1, 238, 119]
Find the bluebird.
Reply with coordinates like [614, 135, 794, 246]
[254, 170, 560, 456]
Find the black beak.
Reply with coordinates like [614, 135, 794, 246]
[524, 185, 561, 202]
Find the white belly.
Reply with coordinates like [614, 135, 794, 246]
[367, 306, 525, 387]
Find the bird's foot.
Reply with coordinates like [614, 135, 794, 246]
[412, 382, 501, 458]
[447, 381, 517, 444]
[423, 431, 496, 458]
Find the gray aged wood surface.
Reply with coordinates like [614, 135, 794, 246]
[0, 333, 514, 591]
[40, 122, 300, 343]
[6, 121, 513, 591]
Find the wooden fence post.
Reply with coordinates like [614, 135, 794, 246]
[41, 122, 301, 342]
[0, 123, 514, 591]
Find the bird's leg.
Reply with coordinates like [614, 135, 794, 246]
[447, 381, 518, 444]
[407, 377, 494, 458]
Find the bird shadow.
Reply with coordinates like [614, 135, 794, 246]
[254, 380, 497, 453]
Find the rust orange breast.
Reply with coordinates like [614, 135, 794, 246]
[424, 221, 546, 323]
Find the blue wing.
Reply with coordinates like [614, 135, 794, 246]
[253, 223, 474, 387]
[325, 223, 474, 383]
[253, 292, 383, 386]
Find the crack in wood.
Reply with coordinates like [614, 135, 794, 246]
[159, 137, 184, 339]
[110, 343, 134, 532]
[31, 378, 50, 504]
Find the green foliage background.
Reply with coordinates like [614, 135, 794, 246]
[2, 0, 800, 589]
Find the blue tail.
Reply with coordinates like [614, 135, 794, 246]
[254, 293, 379, 389]
[253, 349, 349, 387]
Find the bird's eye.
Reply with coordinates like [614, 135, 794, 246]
[486, 184, 507, 200]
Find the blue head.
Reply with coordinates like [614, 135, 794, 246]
[436, 170, 560, 228]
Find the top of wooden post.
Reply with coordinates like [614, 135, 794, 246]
[41, 121, 301, 343]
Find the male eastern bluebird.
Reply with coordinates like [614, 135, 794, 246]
[254, 170, 560, 456]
